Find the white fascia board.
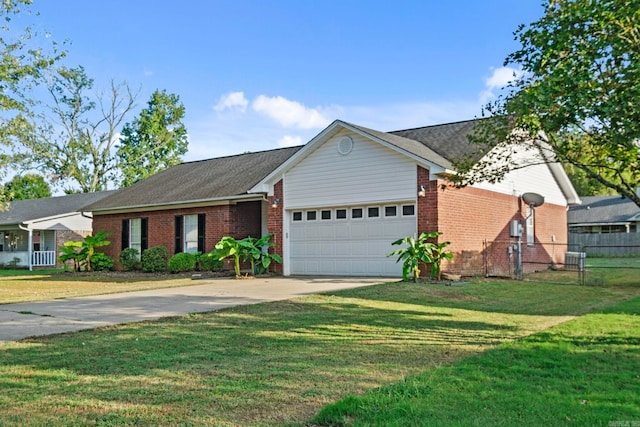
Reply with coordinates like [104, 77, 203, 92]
[22, 212, 81, 228]
[548, 161, 582, 205]
[248, 119, 448, 194]
[90, 193, 266, 215]
[535, 132, 582, 206]
[337, 121, 448, 178]
[248, 120, 344, 193]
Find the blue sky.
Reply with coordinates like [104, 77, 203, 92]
[33, 1, 544, 161]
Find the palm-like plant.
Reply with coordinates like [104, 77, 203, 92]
[210, 236, 244, 278]
[83, 231, 111, 272]
[242, 234, 282, 275]
[59, 231, 112, 272]
[210, 235, 283, 278]
[388, 231, 453, 282]
[59, 241, 85, 272]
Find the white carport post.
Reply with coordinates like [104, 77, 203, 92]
[18, 224, 33, 271]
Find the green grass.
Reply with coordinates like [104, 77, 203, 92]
[524, 256, 640, 286]
[312, 296, 640, 426]
[0, 271, 198, 304]
[1, 280, 638, 426]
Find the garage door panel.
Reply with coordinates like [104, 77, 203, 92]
[289, 205, 415, 277]
[335, 241, 351, 256]
[320, 242, 334, 256]
[333, 223, 351, 240]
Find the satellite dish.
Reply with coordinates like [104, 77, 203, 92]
[522, 192, 545, 208]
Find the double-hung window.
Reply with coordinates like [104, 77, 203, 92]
[122, 218, 148, 258]
[175, 214, 206, 253]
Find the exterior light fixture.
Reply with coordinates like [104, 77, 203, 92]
[418, 185, 426, 197]
[271, 198, 280, 208]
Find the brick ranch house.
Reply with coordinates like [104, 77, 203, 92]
[0, 191, 113, 270]
[87, 119, 581, 277]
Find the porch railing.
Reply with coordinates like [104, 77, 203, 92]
[32, 251, 57, 266]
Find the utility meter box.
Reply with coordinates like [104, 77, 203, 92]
[510, 220, 522, 237]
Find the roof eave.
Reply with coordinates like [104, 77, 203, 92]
[249, 120, 450, 193]
[90, 193, 266, 215]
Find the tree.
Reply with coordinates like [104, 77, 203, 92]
[0, 0, 64, 201]
[13, 66, 138, 192]
[4, 173, 51, 200]
[117, 89, 188, 187]
[458, 0, 640, 207]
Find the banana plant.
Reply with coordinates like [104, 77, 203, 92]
[210, 236, 245, 278]
[82, 231, 111, 272]
[211, 235, 283, 278]
[242, 234, 282, 275]
[388, 231, 453, 282]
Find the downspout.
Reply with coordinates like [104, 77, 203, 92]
[18, 223, 33, 271]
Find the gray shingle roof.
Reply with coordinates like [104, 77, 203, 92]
[0, 191, 115, 226]
[389, 119, 484, 164]
[87, 146, 302, 211]
[343, 121, 454, 169]
[568, 195, 640, 224]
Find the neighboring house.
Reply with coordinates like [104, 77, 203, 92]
[568, 195, 640, 256]
[88, 119, 581, 277]
[0, 191, 114, 269]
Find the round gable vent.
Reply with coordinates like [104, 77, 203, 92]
[337, 136, 354, 155]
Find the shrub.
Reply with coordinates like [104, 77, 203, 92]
[197, 253, 224, 272]
[119, 248, 141, 271]
[141, 246, 169, 273]
[169, 252, 196, 273]
[90, 252, 114, 271]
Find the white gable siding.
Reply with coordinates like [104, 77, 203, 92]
[473, 148, 568, 206]
[285, 130, 417, 209]
[30, 213, 93, 231]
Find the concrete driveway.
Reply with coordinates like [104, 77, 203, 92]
[0, 276, 386, 342]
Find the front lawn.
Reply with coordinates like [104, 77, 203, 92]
[1, 280, 638, 426]
[313, 296, 640, 426]
[0, 270, 199, 304]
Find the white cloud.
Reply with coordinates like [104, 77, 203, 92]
[184, 89, 488, 162]
[479, 66, 523, 103]
[214, 91, 249, 113]
[277, 135, 303, 147]
[485, 66, 521, 90]
[252, 95, 332, 129]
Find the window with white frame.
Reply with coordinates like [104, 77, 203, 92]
[130, 218, 143, 255]
[184, 214, 199, 253]
[122, 218, 148, 259]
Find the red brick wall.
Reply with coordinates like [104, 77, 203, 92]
[92, 201, 262, 270]
[420, 178, 568, 277]
[267, 180, 284, 274]
[417, 166, 438, 234]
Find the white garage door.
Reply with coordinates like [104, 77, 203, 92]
[289, 204, 417, 276]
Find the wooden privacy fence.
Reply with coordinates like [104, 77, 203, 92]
[569, 232, 640, 256]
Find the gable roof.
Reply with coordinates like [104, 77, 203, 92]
[0, 191, 114, 226]
[344, 121, 454, 168]
[389, 118, 484, 164]
[250, 119, 458, 193]
[568, 195, 640, 225]
[87, 146, 302, 212]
